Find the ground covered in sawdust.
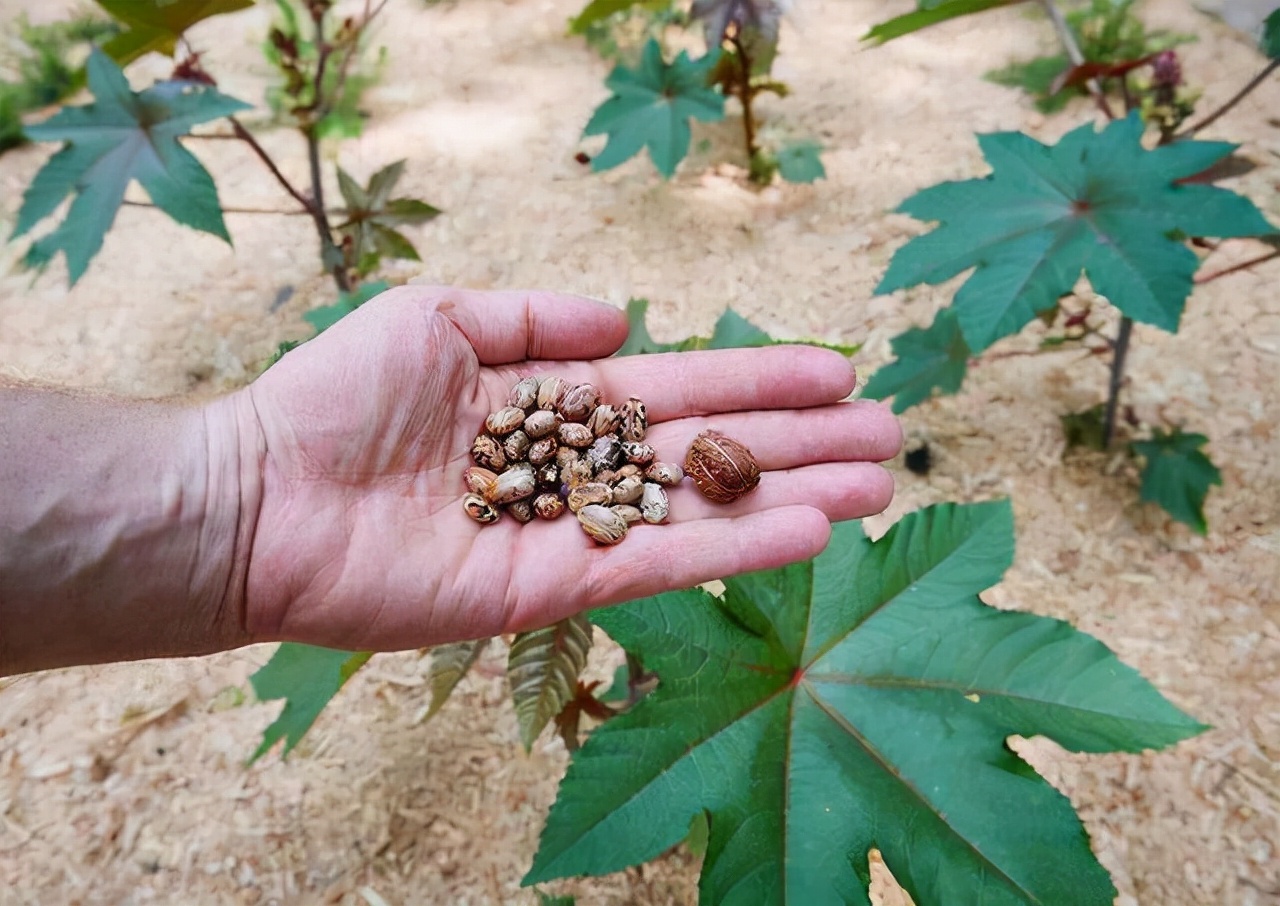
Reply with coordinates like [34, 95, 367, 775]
[1, 0, 1277, 903]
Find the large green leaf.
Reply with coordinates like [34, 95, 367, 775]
[876, 114, 1276, 352]
[508, 615, 595, 751]
[422, 638, 490, 722]
[616, 298, 860, 357]
[861, 308, 971, 412]
[584, 39, 724, 178]
[335, 160, 441, 275]
[13, 49, 249, 284]
[96, 0, 255, 65]
[249, 644, 372, 762]
[863, 0, 1026, 44]
[1132, 428, 1222, 534]
[526, 500, 1206, 904]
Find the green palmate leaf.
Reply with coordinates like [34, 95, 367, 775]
[584, 39, 725, 178]
[863, 0, 1026, 44]
[303, 280, 390, 335]
[569, 0, 650, 33]
[508, 615, 594, 751]
[527, 500, 1206, 903]
[96, 0, 255, 65]
[335, 160, 441, 276]
[861, 308, 971, 413]
[1264, 9, 1280, 58]
[13, 49, 249, 284]
[421, 638, 490, 722]
[774, 140, 825, 184]
[249, 644, 372, 762]
[985, 54, 1075, 113]
[617, 298, 860, 357]
[877, 115, 1275, 353]
[1132, 428, 1222, 534]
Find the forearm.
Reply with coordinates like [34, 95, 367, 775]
[0, 383, 261, 675]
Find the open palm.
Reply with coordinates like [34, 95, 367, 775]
[237, 286, 900, 652]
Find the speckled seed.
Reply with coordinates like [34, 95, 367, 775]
[534, 493, 566, 520]
[622, 441, 655, 466]
[558, 422, 594, 448]
[555, 446, 580, 469]
[645, 462, 684, 486]
[615, 464, 642, 479]
[562, 459, 595, 488]
[471, 435, 506, 472]
[558, 383, 601, 422]
[508, 376, 540, 410]
[486, 406, 527, 436]
[502, 429, 531, 463]
[588, 404, 621, 437]
[620, 397, 648, 442]
[462, 466, 499, 496]
[524, 410, 559, 439]
[489, 466, 536, 505]
[611, 474, 643, 504]
[568, 481, 613, 513]
[640, 482, 669, 524]
[611, 504, 643, 524]
[587, 435, 623, 472]
[577, 504, 628, 545]
[507, 499, 534, 523]
[537, 376, 569, 411]
[536, 462, 561, 488]
[463, 493, 500, 525]
[527, 436, 559, 466]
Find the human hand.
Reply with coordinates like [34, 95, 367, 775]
[226, 286, 901, 652]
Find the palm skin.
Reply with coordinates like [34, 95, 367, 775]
[234, 286, 901, 652]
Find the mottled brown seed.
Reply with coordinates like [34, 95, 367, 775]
[486, 406, 527, 436]
[640, 482, 670, 524]
[503, 429, 531, 463]
[462, 466, 499, 496]
[559, 383, 601, 421]
[611, 474, 643, 504]
[536, 462, 561, 488]
[524, 410, 559, 439]
[489, 466, 536, 505]
[577, 504, 628, 545]
[537, 376, 569, 411]
[645, 462, 684, 486]
[471, 435, 506, 472]
[620, 397, 648, 442]
[463, 493, 500, 524]
[587, 435, 623, 472]
[558, 422, 594, 448]
[588, 404, 621, 437]
[562, 459, 595, 488]
[615, 464, 642, 479]
[611, 504, 643, 524]
[622, 441, 655, 466]
[555, 446, 581, 469]
[508, 376, 539, 410]
[507, 499, 534, 523]
[534, 493, 566, 520]
[684, 430, 761, 503]
[528, 436, 559, 466]
[568, 481, 612, 513]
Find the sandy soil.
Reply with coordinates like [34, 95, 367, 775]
[1, 0, 1278, 903]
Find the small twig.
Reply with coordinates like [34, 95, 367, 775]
[227, 117, 314, 212]
[303, 6, 351, 291]
[1194, 247, 1280, 284]
[1038, 0, 1115, 119]
[1103, 317, 1133, 448]
[1179, 59, 1280, 138]
[726, 29, 758, 167]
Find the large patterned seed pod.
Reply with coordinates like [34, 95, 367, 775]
[577, 504, 628, 545]
[619, 397, 648, 442]
[462, 465, 499, 496]
[524, 410, 559, 439]
[486, 406, 527, 436]
[684, 430, 760, 503]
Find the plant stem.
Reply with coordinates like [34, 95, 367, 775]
[304, 7, 351, 292]
[1178, 58, 1279, 138]
[727, 30, 758, 168]
[1194, 247, 1280, 284]
[1102, 316, 1133, 448]
[227, 118, 315, 213]
[1038, 0, 1115, 119]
